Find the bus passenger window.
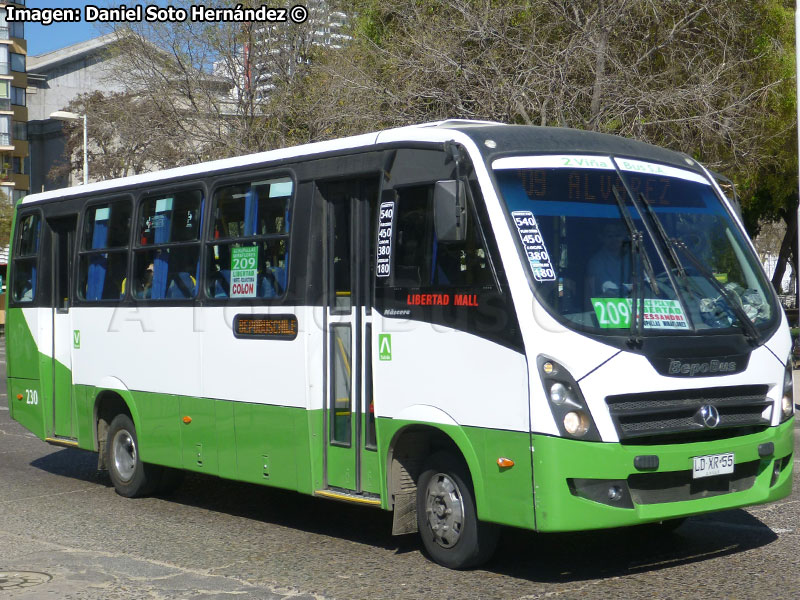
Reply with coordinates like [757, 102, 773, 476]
[133, 190, 202, 300]
[11, 213, 41, 302]
[78, 200, 131, 301]
[206, 177, 292, 300]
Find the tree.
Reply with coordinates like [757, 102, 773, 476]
[104, 0, 327, 160]
[312, 0, 796, 290]
[50, 91, 186, 183]
[315, 1, 791, 167]
[0, 189, 14, 250]
[55, 1, 334, 175]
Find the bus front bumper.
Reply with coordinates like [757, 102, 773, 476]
[531, 418, 794, 532]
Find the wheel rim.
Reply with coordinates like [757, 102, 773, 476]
[424, 472, 465, 548]
[112, 429, 137, 483]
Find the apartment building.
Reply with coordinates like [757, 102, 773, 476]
[217, 0, 348, 100]
[0, 0, 28, 205]
[0, 0, 27, 309]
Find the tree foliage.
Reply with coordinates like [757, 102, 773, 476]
[317, 1, 793, 172]
[107, 0, 325, 159]
[0, 189, 15, 249]
[315, 0, 797, 289]
[50, 90, 185, 183]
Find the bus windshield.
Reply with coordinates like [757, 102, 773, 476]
[493, 155, 776, 336]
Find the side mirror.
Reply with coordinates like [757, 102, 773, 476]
[434, 180, 468, 242]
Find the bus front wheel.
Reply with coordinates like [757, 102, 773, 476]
[106, 414, 160, 498]
[416, 452, 498, 569]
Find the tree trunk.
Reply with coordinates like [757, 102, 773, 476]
[589, 2, 609, 130]
[771, 209, 797, 295]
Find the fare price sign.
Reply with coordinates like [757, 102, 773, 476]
[511, 211, 555, 282]
[591, 298, 688, 329]
[230, 246, 258, 298]
[376, 201, 394, 278]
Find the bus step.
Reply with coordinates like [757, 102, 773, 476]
[314, 488, 381, 506]
[45, 437, 79, 448]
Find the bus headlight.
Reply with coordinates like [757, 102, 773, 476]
[538, 356, 601, 441]
[781, 359, 794, 422]
[549, 382, 570, 405]
[564, 411, 590, 436]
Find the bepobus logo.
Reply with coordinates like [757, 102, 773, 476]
[668, 359, 737, 376]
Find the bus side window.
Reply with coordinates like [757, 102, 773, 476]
[78, 200, 131, 301]
[206, 177, 292, 300]
[133, 190, 203, 300]
[11, 213, 42, 302]
[392, 181, 494, 289]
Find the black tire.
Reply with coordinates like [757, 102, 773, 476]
[416, 452, 499, 569]
[106, 414, 161, 498]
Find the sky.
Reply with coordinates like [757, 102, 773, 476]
[25, 1, 169, 56]
[25, 1, 103, 56]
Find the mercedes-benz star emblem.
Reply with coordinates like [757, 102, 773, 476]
[698, 404, 721, 428]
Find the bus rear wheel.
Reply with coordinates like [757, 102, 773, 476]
[106, 414, 160, 498]
[416, 452, 498, 569]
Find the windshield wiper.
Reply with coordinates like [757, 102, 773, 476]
[611, 187, 658, 345]
[638, 192, 686, 279]
[671, 240, 761, 345]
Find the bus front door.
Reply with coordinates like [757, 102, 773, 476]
[47, 215, 78, 440]
[322, 178, 380, 496]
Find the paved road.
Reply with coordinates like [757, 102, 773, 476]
[1, 338, 799, 599]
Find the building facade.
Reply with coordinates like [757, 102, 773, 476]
[216, 0, 348, 100]
[27, 33, 123, 192]
[0, 0, 28, 204]
[0, 0, 27, 309]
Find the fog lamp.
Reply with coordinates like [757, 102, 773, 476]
[608, 485, 624, 502]
[771, 459, 783, 487]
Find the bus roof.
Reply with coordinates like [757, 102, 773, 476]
[22, 120, 698, 205]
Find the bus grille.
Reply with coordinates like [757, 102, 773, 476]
[605, 385, 771, 442]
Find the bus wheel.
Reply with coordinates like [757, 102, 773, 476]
[416, 452, 498, 569]
[106, 414, 159, 498]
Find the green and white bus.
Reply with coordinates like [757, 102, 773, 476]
[5, 121, 794, 568]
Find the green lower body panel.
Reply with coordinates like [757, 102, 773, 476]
[72, 385, 315, 493]
[375, 419, 536, 530]
[7, 377, 46, 439]
[532, 419, 794, 531]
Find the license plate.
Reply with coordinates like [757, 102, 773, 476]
[692, 453, 735, 479]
